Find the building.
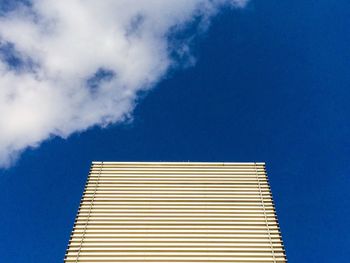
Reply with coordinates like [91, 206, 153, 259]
[65, 162, 287, 262]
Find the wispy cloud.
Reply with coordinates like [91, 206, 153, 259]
[0, 0, 248, 167]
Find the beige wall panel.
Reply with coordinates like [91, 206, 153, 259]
[65, 162, 287, 262]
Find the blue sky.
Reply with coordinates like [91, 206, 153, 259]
[1, 0, 350, 262]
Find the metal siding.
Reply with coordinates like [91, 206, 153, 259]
[65, 162, 287, 262]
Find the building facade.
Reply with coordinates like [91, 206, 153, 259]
[65, 162, 287, 262]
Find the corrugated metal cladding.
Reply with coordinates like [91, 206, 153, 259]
[65, 162, 287, 263]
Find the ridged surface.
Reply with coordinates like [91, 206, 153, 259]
[65, 162, 287, 263]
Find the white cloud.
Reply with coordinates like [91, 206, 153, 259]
[0, 0, 248, 167]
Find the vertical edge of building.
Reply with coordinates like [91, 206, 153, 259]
[264, 163, 288, 262]
[64, 161, 97, 262]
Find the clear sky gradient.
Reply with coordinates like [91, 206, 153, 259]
[1, 1, 350, 262]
